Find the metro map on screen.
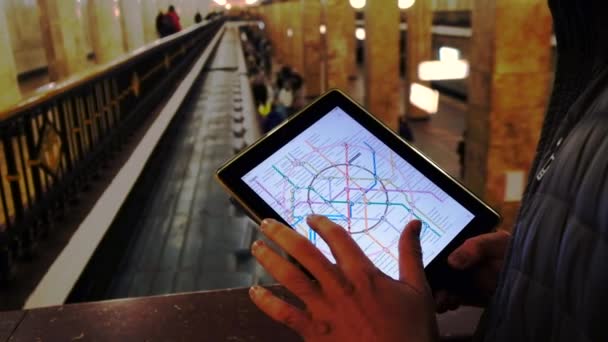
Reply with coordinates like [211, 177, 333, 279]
[242, 107, 474, 279]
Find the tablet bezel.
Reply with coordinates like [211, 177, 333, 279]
[216, 89, 501, 287]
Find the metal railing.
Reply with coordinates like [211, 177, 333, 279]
[0, 19, 225, 284]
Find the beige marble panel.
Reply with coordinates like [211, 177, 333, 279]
[494, 0, 552, 75]
[432, 0, 472, 11]
[364, 0, 400, 131]
[490, 72, 552, 112]
[0, 0, 21, 110]
[464, 105, 490, 196]
[157, 0, 170, 13]
[278, 2, 288, 64]
[141, 0, 159, 43]
[463, 138, 489, 197]
[178, 0, 210, 27]
[271, 3, 283, 63]
[470, 0, 495, 74]
[302, 0, 322, 97]
[120, 0, 145, 52]
[5, 0, 46, 74]
[404, 0, 433, 120]
[88, 0, 125, 63]
[270, 3, 281, 62]
[288, 1, 304, 74]
[197, 0, 210, 18]
[324, 0, 352, 91]
[175, 0, 193, 28]
[281, 2, 293, 66]
[344, 6, 356, 78]
[468, 68, 492, 108]
[38, 0, 89, 80]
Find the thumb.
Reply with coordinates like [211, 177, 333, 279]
[399, 220, 427, 292]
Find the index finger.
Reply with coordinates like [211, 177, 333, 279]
[306, 215, 374, 271]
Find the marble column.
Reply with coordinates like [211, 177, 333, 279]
[270, 3, 281, 63]
[88, 0, 125, 64]
[0, 0, 20, 109]
[282, 2, 293, 66]
[345, 7, 356, 79]
[324, 0, 353, 91]
[467, 0, 552, 230]
[120, 0, 145, 52]
[364, 0, 400, 131]
[302, 0, 322, 97]
[37, 0, 89, 80]
[404, 0, 432, 120]
[277, 2, 288, 64]
[287, 1, 303, 73]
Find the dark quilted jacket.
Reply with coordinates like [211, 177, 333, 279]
[476, 0, 608, 340]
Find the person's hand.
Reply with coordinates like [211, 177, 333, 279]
[249, 215, 438, 342]
[435, 230, 511, 313]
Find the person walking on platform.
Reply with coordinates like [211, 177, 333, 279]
[194, 12, 203, 24]
[247, 0, 608, 341]
[166, 5, 182, 34]
[155, 10, 171, 38]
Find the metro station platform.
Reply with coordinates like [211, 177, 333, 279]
[0, 16, 482, 342]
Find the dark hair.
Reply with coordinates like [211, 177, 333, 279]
[168, 5, 175, 12]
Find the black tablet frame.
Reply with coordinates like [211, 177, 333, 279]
[216, 89, 501, 289]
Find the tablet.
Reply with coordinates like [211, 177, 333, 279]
[216, 89, 500, 285]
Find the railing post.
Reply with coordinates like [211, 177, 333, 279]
[2, 130, 24, 221]
[23, 112, 45, 204]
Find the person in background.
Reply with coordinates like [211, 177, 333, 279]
[289, 68, 305, 110]
[457, 130, 466, 178]
[276, 65, 293, 90]
[276, 80, 294, 119]
[194, 12, 203, 24]
[155, 10, 169, 38]
[399, 115, 415, 143]
[166, 5, 182, 34]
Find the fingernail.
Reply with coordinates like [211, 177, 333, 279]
[249, 286, 262, 297]
[260, 219, 275, 232]
[449, 251, 469, 267]
[251, 240, 264, 255]
[306, 215, 321, 224]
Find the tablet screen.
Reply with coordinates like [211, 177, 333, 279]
[242, 106, 474, 279]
